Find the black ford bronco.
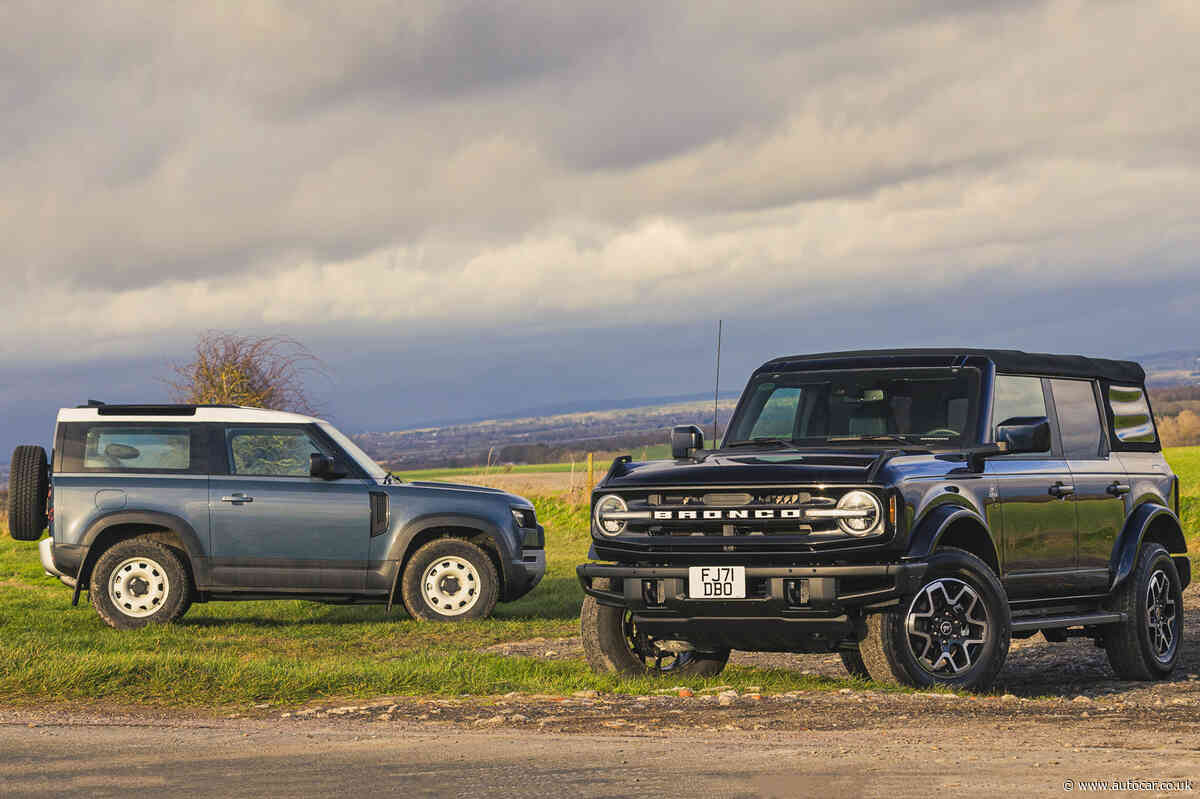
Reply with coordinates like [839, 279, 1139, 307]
[577, 349, 1188, 690]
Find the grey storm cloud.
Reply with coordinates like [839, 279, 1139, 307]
[0, 0, 1198, 369]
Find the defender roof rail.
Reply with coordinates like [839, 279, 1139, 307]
[75, 403, 242, 416]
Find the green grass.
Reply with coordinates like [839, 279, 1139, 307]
[1, 445, 1196, 709]
[0, 495, 850, 707]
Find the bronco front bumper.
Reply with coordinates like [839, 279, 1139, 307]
[576, 561, 928, 652]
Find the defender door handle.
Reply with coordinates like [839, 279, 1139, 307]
[1049, 482, 1075, 498]
[1107, 482, 1131, 496]
[221, 493, 254, 504]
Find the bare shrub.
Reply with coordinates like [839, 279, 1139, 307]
[166, 332, 324, 414]
[1157, 409, 1200, 447]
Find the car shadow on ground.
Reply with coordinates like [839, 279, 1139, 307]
[176, 576, 586, 627]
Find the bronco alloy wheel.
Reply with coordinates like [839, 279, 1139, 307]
[401, 538, 499, 622]
[857, 547, 1011, 691]
[1104, 541, 1183, 680]
[580, 579, 730, 677]
[89, 537, 192, 630]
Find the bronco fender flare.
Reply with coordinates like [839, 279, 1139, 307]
[71, 510, 209, 606]
[383, 514, 516, 610]
[903, 503, 998, 568]
[1111, 502, 1189, 591]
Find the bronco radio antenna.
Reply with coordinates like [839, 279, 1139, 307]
[713, 319, 723, 444]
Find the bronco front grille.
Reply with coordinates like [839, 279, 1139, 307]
[594, 485, 890, 549]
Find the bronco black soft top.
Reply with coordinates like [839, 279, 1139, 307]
[757, 348, 1145, 385]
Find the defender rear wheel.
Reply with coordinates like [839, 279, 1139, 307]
[1103, 542, 1182, 680]
[580, 579, 730, 677]
[7, 445, 49, 541]
[857, 547, 1010, 692]
[90, 537, 192, 630]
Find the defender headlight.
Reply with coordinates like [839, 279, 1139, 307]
[511, 508, 536, 529]
[836, 490, 883, 536]
[594, 494, 628, 536]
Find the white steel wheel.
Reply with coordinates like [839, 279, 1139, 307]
[421, 557, 481, 616]
[108, 556, 171, 618]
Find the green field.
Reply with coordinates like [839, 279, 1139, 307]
[0, 446, 1196, 708]
[396, 443, 673, 481]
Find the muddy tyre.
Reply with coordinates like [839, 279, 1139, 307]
[858, 547, 1010, 692]
[1104, 542, 1182, 681]
[581, 578, 730, 676]
[90, 537, 192, 630]
[401, 538, 499, 621]
[7, 445, 49, 541]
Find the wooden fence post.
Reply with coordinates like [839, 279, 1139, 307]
[586, 452, 595, 501]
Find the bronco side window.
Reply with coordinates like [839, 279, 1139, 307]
[991, 376, 1051, 456]
[1050, 379, 1105, 460]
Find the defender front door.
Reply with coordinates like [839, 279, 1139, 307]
[208, 424, 371, 592]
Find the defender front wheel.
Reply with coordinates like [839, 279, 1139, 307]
[90, 537, 192, 630]
[401, 538, 499, 621]
[858, 547, 1011, 692]
[580, 579, 730, 677]
[1103, 542, 1183, 680]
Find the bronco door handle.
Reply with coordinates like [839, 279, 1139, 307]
[1107, 482, 1131, 496]
[221, 493, 254, 504]
[1049, 482, 1075, 498]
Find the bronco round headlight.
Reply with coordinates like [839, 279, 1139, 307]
[836, 490, 883, 536]
[594, 494, 628, 536]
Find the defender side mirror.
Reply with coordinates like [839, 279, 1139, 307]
[309, 453, 344, 480]
[995, 416, 1051, 455]
[671, 425, 705, 460]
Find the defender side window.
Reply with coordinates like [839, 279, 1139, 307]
[1050, 379, 1105, 460]
[991, 376, 1050, 456]
[64, 423, 205, 474]
[226, 427, 334, 477]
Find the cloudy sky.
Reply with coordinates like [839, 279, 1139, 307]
[2, 0, 1198, 453]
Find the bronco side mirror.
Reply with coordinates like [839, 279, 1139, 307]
[995, 416, 1051, 455]
[671, 425, 705, 460]
[309, 453, 344, 480]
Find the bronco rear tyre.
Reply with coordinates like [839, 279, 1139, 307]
[858, 547, 1010, 692]
[581, 579, 730, 677]
[7, 445, 49, 541]
[1103, 542, 1182, 681]
[90, 537, 192, 630]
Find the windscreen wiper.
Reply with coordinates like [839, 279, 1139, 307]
[722, 438, 796, 448]
[827, 434, 915, 445]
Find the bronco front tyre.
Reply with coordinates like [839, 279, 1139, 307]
[580, 578, 730, 677]
[858, 547, 1011, 691]
[89, 537, 192, 630]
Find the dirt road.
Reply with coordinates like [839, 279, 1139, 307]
[2, 702, 1198, 798]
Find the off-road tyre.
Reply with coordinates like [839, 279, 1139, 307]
[1104, 542, 1183, 681]
[7, 445, 49, 541]
[581, 578, 730, 676]
[858, 547, 1011, 692]
[401, 538, 499, 621]
[89, 537, 192, 630]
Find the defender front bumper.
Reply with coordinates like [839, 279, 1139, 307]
[576, 561, 928, 651]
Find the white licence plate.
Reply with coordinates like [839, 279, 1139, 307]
[688, 566, 746, 599]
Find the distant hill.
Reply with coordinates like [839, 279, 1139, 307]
[1138, 350, 1200, 386]
[355, 398, 737, 470]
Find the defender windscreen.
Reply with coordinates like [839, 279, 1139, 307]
[726, 367, 980, 447]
